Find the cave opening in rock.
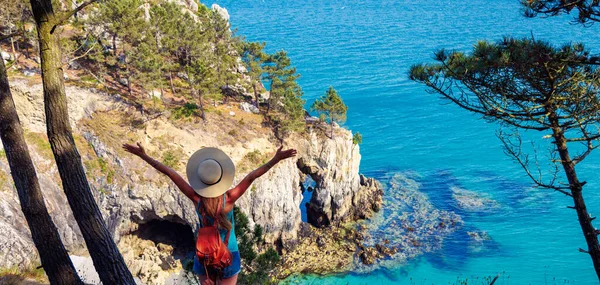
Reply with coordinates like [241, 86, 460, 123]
[300, 176, 315, 223]
[132, 219, 196, 260]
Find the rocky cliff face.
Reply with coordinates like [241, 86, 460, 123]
[0, 79, 382, 284]
[298, 129, 382, 227]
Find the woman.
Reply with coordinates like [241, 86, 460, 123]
[123, 143, 297, 285]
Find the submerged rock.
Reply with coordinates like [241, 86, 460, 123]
[354, 172, 463, 272]
[467, 230, 491, 242]
[451, 186, 500, 212]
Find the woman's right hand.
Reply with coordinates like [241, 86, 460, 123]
[273, 146, 297, 162]
[122, 142, 146, 157]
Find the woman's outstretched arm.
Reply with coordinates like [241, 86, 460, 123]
[123, 142, 198, 203]
[227, 146, 297, 207]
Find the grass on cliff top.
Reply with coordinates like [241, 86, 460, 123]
[23, 132, 53, 161]
[0, 263, 47, 284]
[0, 170, 9, 192]
[238, 150, 272, 173]
[149, 135, 187, 172]
[167, 101, 272, 146]
[0, 151, 7, 189]
[81, 110, 141, 156]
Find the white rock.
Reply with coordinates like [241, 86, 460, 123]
[211, 4, 230, 21]
[1, 51, 11, 61]
[229, 111, 236, 116]
[70, 255, 100, 284]
[149, 90, 162, 99]
[23, 70, 36, 77]
[240, 102, 259, 114]
[69, 61, 82, 70]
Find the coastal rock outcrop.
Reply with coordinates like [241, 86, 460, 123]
[0, 79, 382, 284]
[298, 130, 383, 227]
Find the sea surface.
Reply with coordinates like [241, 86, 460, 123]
[203, 0, 600, 284]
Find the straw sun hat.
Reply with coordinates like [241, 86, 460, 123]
[186, 147, 235, 198]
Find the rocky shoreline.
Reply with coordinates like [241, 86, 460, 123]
[270, 172, 466, 281]
[0, 78, 386, 284]
[0, 77, 479, 284]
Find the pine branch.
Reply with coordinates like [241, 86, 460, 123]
[498, 130, 572, 196]
[0, 31, 24, 42]
[51, 0, 100, 34]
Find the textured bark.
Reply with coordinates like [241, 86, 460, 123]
[253, 82, 259, 107]
[549, 109, 600, 281]
[0, 46, 83, 285]
[28, 0, 136, 284]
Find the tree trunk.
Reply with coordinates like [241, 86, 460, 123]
[112, 34, 117, 57]
[124, 51, 132, 96]
[0, 48, 83, 285]
[197, 89, 206, 121]
[169, 71, 175, 94]
[10, 31, 17, 65]
[28, 1, 136, 284]
[549, 109, 600, 282]
[329, 111, 334, 139]
[266, 80, 273, 114]
[253, 82, 259, 108]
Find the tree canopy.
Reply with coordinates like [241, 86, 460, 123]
[523, 0, 600, 24]
[410, 37, 600, 281]
[311, 86, 348, 138]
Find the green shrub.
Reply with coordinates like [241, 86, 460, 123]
[162, 150, 179, 168]
[97, 158, 115, 184]
[244, 150, 263, 165]
[171, 103, 198, 120]
[234, 207, 280, 285]
[0, 262, 47, 283]
[24, 132, 53, 160]
[352, 132, 362, 145]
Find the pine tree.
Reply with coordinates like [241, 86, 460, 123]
[0, 39, 82, 285]
[311, 86, 348, 138]
[264, 50, 299, 115]
[208, 9, 239, 104]
[0, 0, 30, 65]
[523, 0, 600, 24]
[241, 41, 267, 107]
[130, 33, 165, 98]
[149, 2, 183, 95]
[273, 80, 305, 140]
[92, 0, 147, 95]
[410, 37, 600, 281]
[28, 0, 136, 283]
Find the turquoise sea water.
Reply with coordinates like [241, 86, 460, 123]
[204, 1, 600, 284]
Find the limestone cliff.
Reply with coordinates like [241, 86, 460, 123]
[0, 79, 382, 284]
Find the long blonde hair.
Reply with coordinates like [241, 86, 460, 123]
[200, 194, 232, 231]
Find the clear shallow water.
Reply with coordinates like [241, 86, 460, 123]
[203, 0, 600, 284]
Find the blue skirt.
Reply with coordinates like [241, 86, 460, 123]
[193, 251, 241, 279]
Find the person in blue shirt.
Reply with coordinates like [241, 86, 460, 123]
[124, 143, 296, 285]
